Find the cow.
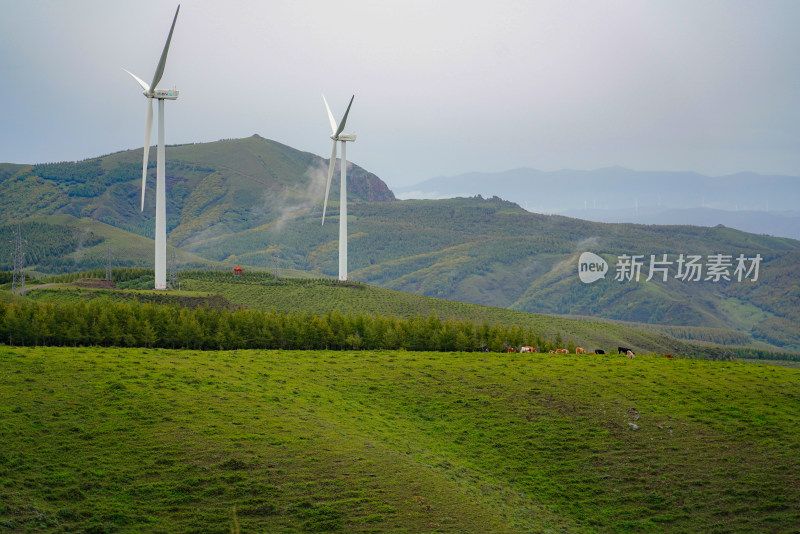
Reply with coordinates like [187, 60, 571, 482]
[548, 350, 556, 354]
[627, 350, 635, 359]
[595, 349, 605, 355]
[664, 354, 674, 358]
[556, 348, 569, 354]
[507, 347, 516, 353]
[618, 346, 632, 355]
[575, 347, 586, 354]
[519, 346, 536, 353]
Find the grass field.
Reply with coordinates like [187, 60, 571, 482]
[1, 346, 798, 533]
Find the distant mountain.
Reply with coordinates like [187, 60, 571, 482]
[558, 206, 800, 241]
[396, 167, 800, 239]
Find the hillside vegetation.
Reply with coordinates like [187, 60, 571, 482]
[3, 138, 799, 351]
[0, 136, 393, 249]
[177, 196, 800, 350]
[1, 346, 798, 533]
[17, 270, 796, 361]
[0, 216, 216, 274]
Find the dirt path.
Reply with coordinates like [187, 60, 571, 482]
[22, 283, 58, 292]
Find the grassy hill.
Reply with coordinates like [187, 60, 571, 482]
[3, 138, 799, 351]
[0, 215, 217, 274]
[1, 346, 798, 532]
[0, 135, 394, 249]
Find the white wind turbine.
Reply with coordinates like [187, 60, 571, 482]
[123, 5, 180, 291]
[321, 94, 356, 281]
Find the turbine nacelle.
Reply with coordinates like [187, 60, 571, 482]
[332, 133, 356, 142]
[153, 88, 179, 100]
[123, 71, 179, 100]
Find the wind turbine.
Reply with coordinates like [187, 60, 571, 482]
[123, 5, 180, 291]
[321, 94, 356, 281]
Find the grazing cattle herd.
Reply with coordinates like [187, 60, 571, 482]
[472, 339, 674, 357]
[493, 345, 657, 357]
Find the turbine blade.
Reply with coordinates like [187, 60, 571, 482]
[149, 5, 180, 92]
[322, 94, 336, 135]
[123, 68, 150, 93]
[322, 140, 337, 225]
[141, 99, 154, 211]
[334, 95, 354, 138]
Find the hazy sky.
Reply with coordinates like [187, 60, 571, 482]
[1, 0, 798, 189]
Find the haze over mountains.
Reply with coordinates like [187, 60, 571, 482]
[396, 167, 800, 240]
[0, 135, 393, 248]
[2, 136, 799, 352]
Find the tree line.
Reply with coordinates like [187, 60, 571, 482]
[0, 298, 552, 352]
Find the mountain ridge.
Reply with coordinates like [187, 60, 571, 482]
[0, 135, 395, 242]
[397, 167, 800, 239]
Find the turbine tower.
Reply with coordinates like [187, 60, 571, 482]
[123, 5, 180, 290]
[321, 94, 356, 281]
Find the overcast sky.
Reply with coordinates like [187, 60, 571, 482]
[1, 0, 798, 189]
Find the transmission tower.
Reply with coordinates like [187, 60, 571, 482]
[272, 254, 280, 279]
[11, 224, 26, 296]
[105, 244, 112, 282]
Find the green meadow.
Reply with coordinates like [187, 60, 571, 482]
[1, 346, 798, 533]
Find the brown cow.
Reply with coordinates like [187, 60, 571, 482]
[507, 347, 516, 353]
[556, 348, 569, 354]
[575, 347, 586, 354]
[627, 350, 635, 359]
[519, 346, 536, 353]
